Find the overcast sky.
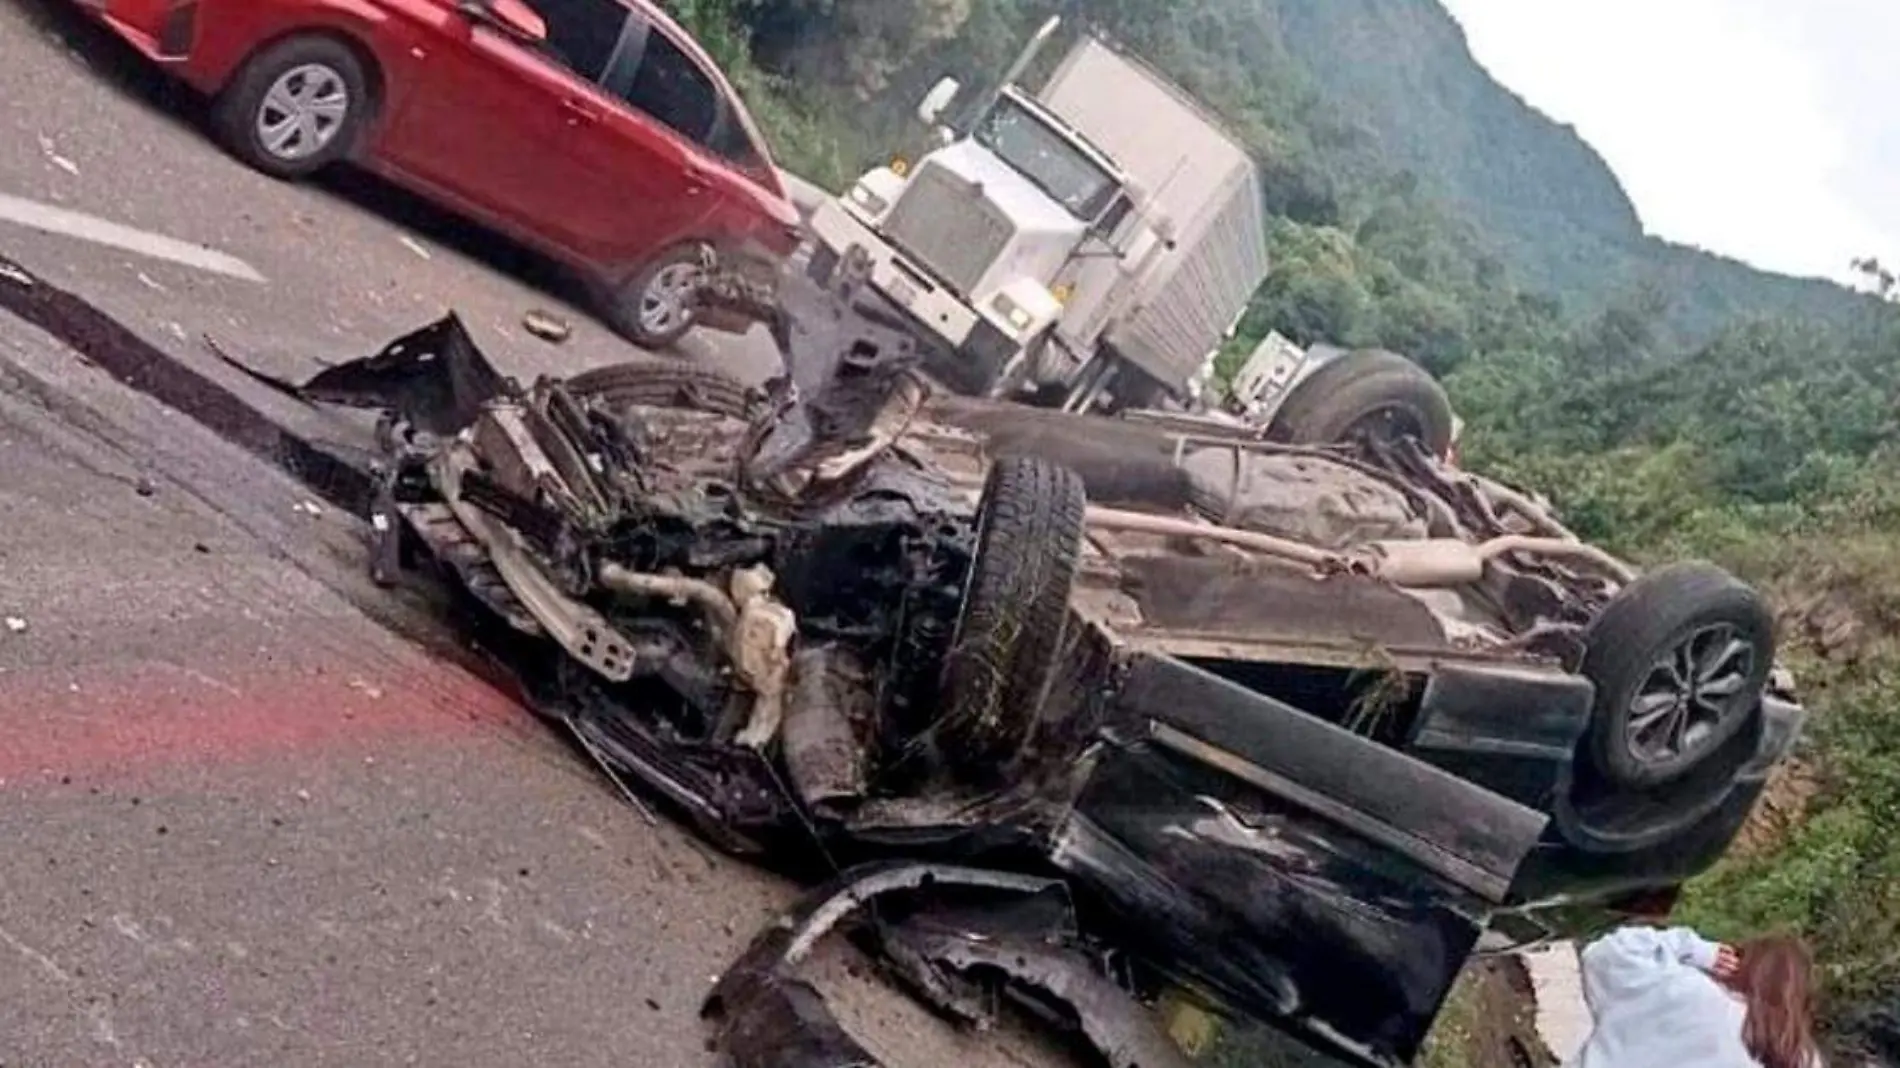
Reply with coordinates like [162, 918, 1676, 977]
[1439, 0, 1898, 287]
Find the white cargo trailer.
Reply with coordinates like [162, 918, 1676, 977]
[805, 23, 1272, 409]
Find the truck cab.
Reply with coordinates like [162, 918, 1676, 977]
[810, 83, 1154, 397]
[808, 27, 1266, 409]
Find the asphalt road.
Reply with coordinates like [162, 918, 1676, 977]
[0, 3, 1057, 1066]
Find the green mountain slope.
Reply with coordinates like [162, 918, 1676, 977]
[1269, 0, 1872, 337]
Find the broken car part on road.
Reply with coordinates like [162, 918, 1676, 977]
[184, 247, 1805, 1068]
[703, 862, 1192, 1068]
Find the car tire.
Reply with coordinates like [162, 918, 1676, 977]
[937, 455, 1087, 773]
[1581, 562, 1776, 789]
[210, 35, 372, 179]
[604, 245, 709, 350]
[1267, 349, 1455, 457]
[565, 360, 754, 419]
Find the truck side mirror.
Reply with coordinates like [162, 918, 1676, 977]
[917, 78, 961, 126]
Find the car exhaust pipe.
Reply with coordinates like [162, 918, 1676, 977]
[1083, 505, 1339, 567]
[1083, 507, 1636, 586]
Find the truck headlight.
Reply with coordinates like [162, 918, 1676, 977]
[848, 184, 889, 216]
[991, 293, 1034, 333]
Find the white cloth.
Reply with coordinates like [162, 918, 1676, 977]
[1563, 925, 1758, 1068]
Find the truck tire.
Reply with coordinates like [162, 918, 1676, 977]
[565, 361, 754, 419]
[1267, 349, 1455, 457]
[211, 34, 373, 180]
[937, 456, 1087, 772]
[1580, 562, 1775, 789]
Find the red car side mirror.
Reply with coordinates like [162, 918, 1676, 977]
[459, 0, 548, 45]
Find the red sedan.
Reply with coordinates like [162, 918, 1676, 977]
[77, 0, 802, 348]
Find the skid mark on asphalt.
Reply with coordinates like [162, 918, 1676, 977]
[0, 190, 266, 283]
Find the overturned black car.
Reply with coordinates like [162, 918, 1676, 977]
[287, 258, 1805, 1067]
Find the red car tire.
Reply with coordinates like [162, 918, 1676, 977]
[211, 33, 373, 180]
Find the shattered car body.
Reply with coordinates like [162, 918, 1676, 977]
[703, 863, 1198, 1068]
[289, 254, 1806, 1067]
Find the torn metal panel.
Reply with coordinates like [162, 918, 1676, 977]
[1114, 652, 1549, 902]
[707, 970, 887, 1068]
[705, 863, 1187, 1068]
[703, 864, 1059, 1051]
[548, 672, 790, 856]
[742, 258, 924, 494]
[878, 907, 1192, 1068]
[1054, 749, 1490, 1067]
[719, 864, 1062, 979]
[212, 314, 512, 437]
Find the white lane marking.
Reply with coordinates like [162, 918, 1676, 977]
[0, 191, 266, 283]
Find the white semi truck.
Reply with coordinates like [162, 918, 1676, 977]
[806, 20, 1272, 411]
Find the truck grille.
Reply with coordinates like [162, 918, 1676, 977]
[883, 164, 1012, 293]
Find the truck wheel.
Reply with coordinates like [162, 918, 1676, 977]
[211, 34, 372, 179]
[1268, 349, 1455, 457]
[565, 360, 754, 419]
[1581, 562, 1775, 789]
[937, 456, 1087, 772]
[604, 245, 707, 349]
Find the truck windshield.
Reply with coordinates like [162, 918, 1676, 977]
[974, 96, 1118, 220]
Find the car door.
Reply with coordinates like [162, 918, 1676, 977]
[561, 11, 725, 269]
[373, 0, 643, 260]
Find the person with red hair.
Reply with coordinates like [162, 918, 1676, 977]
[1565, 925, 1822, 1067]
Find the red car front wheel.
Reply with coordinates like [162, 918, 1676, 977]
[211, 34, 372, 180]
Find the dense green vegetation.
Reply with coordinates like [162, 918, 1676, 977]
[659, 0, 1900, 1054]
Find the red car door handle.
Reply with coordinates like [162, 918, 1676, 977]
[559, 98, 601, 125]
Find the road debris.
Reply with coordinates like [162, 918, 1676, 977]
[398, 235, 432, 260]
[704, 862, 1191, 1068]
[4, 617, 27, 634]
[521, 309, 571, 343]
[36, 134, 79, 176]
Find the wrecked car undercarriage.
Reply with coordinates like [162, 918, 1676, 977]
[270, 251, 1807, 1068]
